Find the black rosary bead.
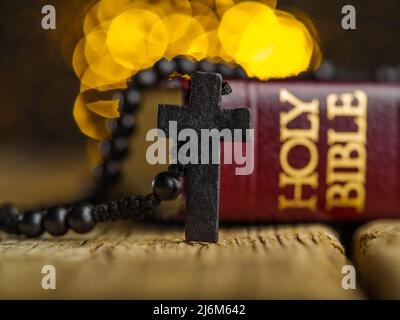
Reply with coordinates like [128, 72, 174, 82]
[100, 137, 129, 160]
[18, 211, 44, 238]
[152, 171, 183, 201]
[43, 207, 68, 236]
[94, 160, 121, 185]
[233, 66, 247, 79]
[174, 56, 197, 75]
[314, 60, 336, 81]
[216, 63, 235, 79]
[0, 204, 20, 234]
[120, 87, 141, 113]
[154, 58, 176, 78]
[108, 114, 136, 137]
[294, 71, 314, 81]
[375, 66, 400, 82]
[197, 59, 216, 73]
[99, 140, 113, 160]
[133, 68, 158, 88]
[67, 204, 95, 234]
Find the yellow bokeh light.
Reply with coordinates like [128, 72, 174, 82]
[214, 0, 277, 18]
[96, 0, 133, 23]
[106, 7, 169, 71]
[72, 0, 321, 139]
[83, 2, 101, 36]
[86, 138, 103, 165]
[165, 16, 208, 60]
[218, 2, 274, 61]
[72, 37, 88, 79]
[235, 9, 314, 79]
[73, 94, 111, 140]
[87, 99, 120, 118]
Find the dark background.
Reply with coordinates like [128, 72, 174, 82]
[0, 0, 399, 145]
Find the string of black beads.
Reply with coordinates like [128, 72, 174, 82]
[295, 60, 400, 82]
[0, 169, 182, 237]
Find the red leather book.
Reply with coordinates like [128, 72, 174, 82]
[200, 80, 400, 222]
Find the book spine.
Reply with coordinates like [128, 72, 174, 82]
[217, 81, 400, 221]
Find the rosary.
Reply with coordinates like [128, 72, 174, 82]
[0, 57, 251, 243]
[0, 56, 398, 242]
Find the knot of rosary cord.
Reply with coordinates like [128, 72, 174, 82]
[0, 193, 161, 238]
[92, 163, 185, 223]
[92, 193, 160, 222]
[221, 81, 232, 95]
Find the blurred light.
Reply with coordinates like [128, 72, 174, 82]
[73, 94, 110, 140]
[72, 0, 321, 139]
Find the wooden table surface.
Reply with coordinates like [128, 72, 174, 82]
[1, 222, 363, 299]
[354, 220, 400, 299]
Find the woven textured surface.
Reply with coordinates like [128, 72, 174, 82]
[0, 223, 364, 299]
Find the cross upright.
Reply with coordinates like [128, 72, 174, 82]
[157, 71, 251, 242]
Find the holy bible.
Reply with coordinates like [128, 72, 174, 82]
[194, 80, 400, 222]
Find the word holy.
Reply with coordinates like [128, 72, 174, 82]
[278, 89, 367, 212]
[146, 121, 254, 175]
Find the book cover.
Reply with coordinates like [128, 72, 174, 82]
[214, 81, 400, 221]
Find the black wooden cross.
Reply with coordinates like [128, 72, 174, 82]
[157, 71, 251, 242]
